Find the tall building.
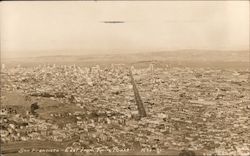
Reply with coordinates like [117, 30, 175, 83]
[149, 64, 154, 73]
[1, 64, 5, 70]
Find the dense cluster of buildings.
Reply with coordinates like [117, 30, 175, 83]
[1, 64, 249, 155]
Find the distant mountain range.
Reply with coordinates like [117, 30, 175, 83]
[2, 50, 249, 69]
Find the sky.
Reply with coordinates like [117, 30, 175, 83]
[1, 1, 249, 58]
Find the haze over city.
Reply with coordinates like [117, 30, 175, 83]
[1, 1, 249, 58]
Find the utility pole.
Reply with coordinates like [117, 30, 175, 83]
[129, 68, 147, 119]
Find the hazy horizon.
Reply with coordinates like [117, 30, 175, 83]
[2, 48, 250, 59]
[1, 1, 249, 58]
